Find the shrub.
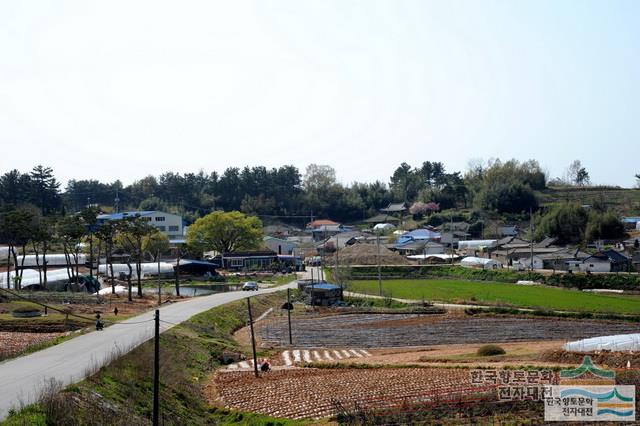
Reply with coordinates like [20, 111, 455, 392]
[477, 345, 506, 356]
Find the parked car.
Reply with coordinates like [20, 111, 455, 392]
[242, 281, 259, 291]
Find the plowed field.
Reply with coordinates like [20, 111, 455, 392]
[210, 367, 495, 419]
[259, 313, 639, 348]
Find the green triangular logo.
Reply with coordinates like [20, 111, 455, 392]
[560, 356, 615, 379]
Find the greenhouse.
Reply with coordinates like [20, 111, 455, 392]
[460, 256, 502, 269]
[98, 262, 174, 277]
[564, 334, 640, 352]
[0, 268, 72, 288]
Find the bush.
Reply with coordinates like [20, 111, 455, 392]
[477, 345, 506, 356]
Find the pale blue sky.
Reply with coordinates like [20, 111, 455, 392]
[1, 0, 638, 186]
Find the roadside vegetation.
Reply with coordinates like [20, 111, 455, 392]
[346, 278, 640, 314]
[2, 292, 311, 426]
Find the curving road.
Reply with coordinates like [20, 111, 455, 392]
[0, 279, 298, 421]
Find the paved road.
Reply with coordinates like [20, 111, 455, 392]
[0, 279, 298, 421]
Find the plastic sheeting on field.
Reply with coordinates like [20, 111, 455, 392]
[13, 254, 86, 267]
[564, 334, 640, 353]
[94, 285, 139, 295]
[460, 256, 502, 269]
[407, 254, 460, 261]
[0, 268, 71, 288]
[373, 223, 395, 231]
[457, 240, 498, 250]
[98, 262, 174, 278]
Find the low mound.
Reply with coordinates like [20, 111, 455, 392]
[539, 349, 640, 368]
[326, 243, 409, 266]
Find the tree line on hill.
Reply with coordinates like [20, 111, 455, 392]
[0, 160, 631, 245]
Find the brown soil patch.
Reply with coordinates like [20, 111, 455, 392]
[325, 243, 409, 266]
[0, 331, 66, 359]
[259, 313, 639, 348]
[208, 367, 494, 420]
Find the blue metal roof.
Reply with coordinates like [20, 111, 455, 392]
[310, 283, 341, 290]
[97, 211, 156, 220]
[622, 217, 640, 223]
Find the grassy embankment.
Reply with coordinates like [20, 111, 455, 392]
[346, 279, 640, 314]
[2, 292, 312, 426]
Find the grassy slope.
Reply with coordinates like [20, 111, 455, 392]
[346, 279, 640, 314]
[537, 187, 640, 213]
[2, 293, 311, 426]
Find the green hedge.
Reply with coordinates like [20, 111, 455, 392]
[344, 265, 640, 290]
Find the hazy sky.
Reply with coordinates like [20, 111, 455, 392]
[1, 0, 639, 187]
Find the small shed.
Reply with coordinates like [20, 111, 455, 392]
[176, 259, 218, 276]
[306, 283, 342, 306]
[580, 250, 630, 273]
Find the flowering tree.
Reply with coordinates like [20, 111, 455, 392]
[410, 202, 440, 217]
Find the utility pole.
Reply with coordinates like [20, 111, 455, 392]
[247, 298, 259, 378]
[152, 310, 160, 426]
[377, 232, 382, 296]
[287, 288, 293, 345]
[529, 207, 534, 271]
[157, 255, 162, 306]
[334, 235, 339, 284]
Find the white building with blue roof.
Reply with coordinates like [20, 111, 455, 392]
[96, 210, 184, 239]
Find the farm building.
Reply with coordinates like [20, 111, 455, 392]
[394, 241, 444, 256]
[457, 240, 497, 252]
[97, 211, 184, 239]
[175, 259, 218, 276]
[379, 202, 408, 214]
[460, 256, 502, 269]
[316, 231, 362, 254]
[535, 248, 590, 271]
[306, 220, 353, 241]
[498, 225, 519, 236]
[263, 236, 299, 255]
[305, 283, 342, 306]
[215, 251, 278, 271]
[579, 249, 630, 273]
[396, 229, 441, 246]
[512, 256, 543, 270]
[622, 217, 640, 230]
[362, 214, 401, 226]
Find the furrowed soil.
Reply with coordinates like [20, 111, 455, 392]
[258, 312, 639, 348]
[210, 367, 495, 420]
[0, 331, 66, 359]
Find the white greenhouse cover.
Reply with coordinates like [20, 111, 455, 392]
[0, 268, 71, 288]
[407, 254, 460, 261]
[98, 262, 174, 277]
[94, 285, 139, 295]
[14, 254, 87, 267]
[458, 240, 498, 250]
[373, 223, 395, 231]
[460, 256, 501, 268]
[564, 334, 640, 353]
